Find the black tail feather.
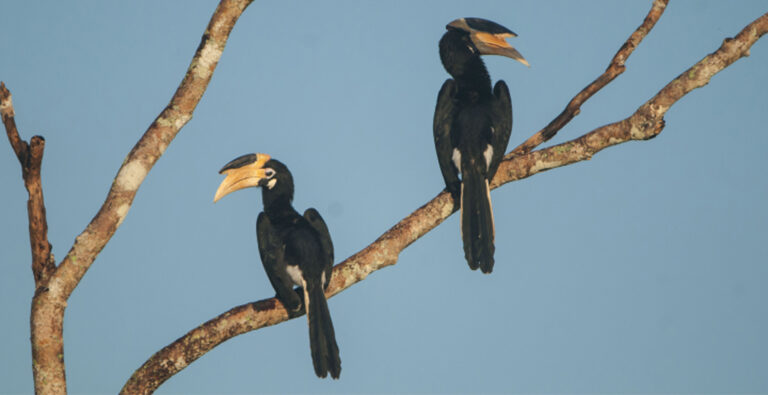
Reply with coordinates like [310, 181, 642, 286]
[460, 170, 495, 273]
[304, 280, 341, 379]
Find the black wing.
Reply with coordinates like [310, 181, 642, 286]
[257, 212, 301, 312]
[303, 208, 334, 290]
[434, 79, 460, 194]
[488, 80, 513, 180]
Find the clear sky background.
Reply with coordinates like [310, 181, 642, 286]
[2, 1, 767, 393]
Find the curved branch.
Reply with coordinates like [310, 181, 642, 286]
[51, 0, 254, 305]
[8, 1, 255, 394]
[510, 0, 668, 156]
[123, 9, 768, 395]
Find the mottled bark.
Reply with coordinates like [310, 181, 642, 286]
[52, 0, 253, 312]
[2, 82, 60, 394]
[3, 1, 254, 394]
[122, 8, 767, 395]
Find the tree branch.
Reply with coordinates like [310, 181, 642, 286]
[1, 82, 55, 286]
[51, 0, 254, 308]
[2, 1, 255, 394]
[496, 11, 768, 184]
[124, 6, 768, 395]
[510, 0, 668, 157]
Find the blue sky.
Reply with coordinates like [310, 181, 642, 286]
[2, 1, 767, 393]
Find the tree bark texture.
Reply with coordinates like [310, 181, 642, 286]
[1, 83, 55, 287]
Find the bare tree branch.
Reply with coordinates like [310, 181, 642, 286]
[1, 82, 55, 286]
[124, 5, 768, 395]
[1, 1, 255, 394]
[51, 0, 254, 309]
[496, 11, 768, 184]
[510, 0, 668, 157]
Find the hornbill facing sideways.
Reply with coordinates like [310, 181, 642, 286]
[214, 153, 341, 379]
[433, 17, 528, 273]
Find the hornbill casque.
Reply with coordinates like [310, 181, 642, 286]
[214, 153, 341, 379]
[433, 17, 528, 274]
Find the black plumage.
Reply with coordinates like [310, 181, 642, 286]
[433, 18, 528, 273]
[215, 153, 340, 379]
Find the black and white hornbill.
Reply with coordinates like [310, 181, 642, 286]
[214, 153, 341, 379]
[433, 17, 528, 274]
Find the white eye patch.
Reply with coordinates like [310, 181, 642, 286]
[264, 168, 276, 178]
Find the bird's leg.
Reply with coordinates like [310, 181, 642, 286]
[275, 288, 304, 318]
[446, 182, 461, 207]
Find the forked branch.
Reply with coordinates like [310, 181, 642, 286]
[1, 82, 54, 287]
[510, 0, 668, 157]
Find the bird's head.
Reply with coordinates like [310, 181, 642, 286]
[214, 153, 293, 203]
[446, 17, 529, 67]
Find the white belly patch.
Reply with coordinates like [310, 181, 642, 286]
[452, 148, 462, 174]
[484, 144, 493, 171]
[285, 265, 303, 286]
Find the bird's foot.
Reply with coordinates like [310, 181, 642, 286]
[277, 291, 304, 318]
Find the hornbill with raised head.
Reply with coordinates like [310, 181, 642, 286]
[214, 153, 341, 379]
[433, 17, 528, 273]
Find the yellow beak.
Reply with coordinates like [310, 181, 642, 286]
[473, 32, 529, 67]
[213, 153, 271, 203]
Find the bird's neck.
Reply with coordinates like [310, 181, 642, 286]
[439, 31, 493, 97]
[453, 60, 492, 99]
[262, 190, 296, 220]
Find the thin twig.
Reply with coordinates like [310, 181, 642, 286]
[1, 83, 55, 286]
[1, 82, 27, 163]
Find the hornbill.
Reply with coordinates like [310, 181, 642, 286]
[214, 153, 341, 379]
[433, 17, 528, 273]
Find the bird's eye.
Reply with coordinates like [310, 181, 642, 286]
[264, 168, 276, 178]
